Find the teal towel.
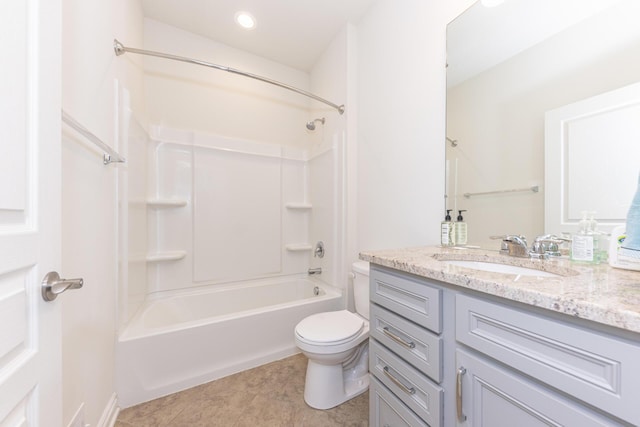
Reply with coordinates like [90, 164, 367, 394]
[620, 170, 640, 259]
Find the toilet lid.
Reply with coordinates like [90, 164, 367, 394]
[296, 310, 364, 344]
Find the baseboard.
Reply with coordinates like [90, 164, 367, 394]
[97, 393, 120, 427]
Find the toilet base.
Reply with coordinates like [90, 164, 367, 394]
[302, 345, 369, 409]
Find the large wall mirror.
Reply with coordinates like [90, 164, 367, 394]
[446, 0, 640, 250]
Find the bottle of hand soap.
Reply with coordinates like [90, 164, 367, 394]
[455, 210, 468, 245]
[441, 209, 455, 247]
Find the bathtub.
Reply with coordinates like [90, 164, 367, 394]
[116, 275, 342, 407]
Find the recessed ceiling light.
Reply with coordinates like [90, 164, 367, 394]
[235, 11, 256, 30]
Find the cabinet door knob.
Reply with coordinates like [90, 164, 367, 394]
[457, 366, 467, 422]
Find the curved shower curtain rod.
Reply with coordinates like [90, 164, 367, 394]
[113, 39, 345, 115]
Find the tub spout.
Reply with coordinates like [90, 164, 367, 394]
[308, 268, 322, 275]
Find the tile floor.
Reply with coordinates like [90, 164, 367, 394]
[115, 354, 369, 427]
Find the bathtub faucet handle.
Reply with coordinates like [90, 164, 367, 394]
[314, 241, 325, 258]
[308, 268, 322, 275]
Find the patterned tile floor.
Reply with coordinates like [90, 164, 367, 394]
[115, 354, 369, 427]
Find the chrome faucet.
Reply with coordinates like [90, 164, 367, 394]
[314, 241, 325, 258]
[491, 235, 529, 257]
[308, 268, 322, 275]
[529, 234, 568, 259]
[492, 234, 568, 259]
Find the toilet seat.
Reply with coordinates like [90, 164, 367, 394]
[295, 310, 364, 346]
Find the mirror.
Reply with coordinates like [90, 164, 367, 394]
[446, 0, 640, 249]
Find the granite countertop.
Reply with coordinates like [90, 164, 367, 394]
[359, 246, 640, 334]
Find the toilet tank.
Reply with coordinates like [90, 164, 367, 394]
[352, 261, 370, 320]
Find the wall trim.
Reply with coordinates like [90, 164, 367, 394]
[97, 393, 119, 427]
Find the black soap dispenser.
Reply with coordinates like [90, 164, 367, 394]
[455, 210, 467, 245]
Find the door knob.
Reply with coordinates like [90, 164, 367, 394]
[41, 271, 83, 302]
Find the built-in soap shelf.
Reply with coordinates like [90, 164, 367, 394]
[147, 198, 188, 208]
[285, 244, 313, 252]
[146, 251, 187, 263]
[285, 202, 312, 210]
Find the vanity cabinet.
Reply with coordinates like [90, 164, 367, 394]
[369, 266, 444, 427]
[368, 264, 640, 427]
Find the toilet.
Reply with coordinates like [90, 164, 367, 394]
[294, 261, 370, 409]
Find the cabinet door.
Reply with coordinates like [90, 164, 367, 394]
[370, 377, 428, 427]
[455, 349, 626, 427]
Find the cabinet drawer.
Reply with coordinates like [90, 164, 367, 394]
[371, 266, 442, 333]
[370, 339, 442, 426]
[370, 377, 428, 427]
[370, 303, 442, 383]
[456, 293, 640, 425]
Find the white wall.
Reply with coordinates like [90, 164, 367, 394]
[144, 19, 312, 147]
[61, 0, 144, 425]
[356, 0, 475, 252]
[308, 24, 353, 289]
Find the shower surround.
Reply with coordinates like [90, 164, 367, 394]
[116, 123, 345, 406]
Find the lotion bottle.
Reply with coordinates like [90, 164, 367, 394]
[455, 210, 467, 245]
[441, 210, 455, 246]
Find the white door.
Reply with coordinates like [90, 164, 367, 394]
[545, 81, 640, 236]
[0, 0, 62, 425]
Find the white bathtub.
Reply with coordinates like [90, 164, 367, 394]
[116, 275, 342, 407]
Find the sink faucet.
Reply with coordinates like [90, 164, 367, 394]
[308, 268, 322, 275]
[492, 234, 568, 259]
[491, 235, 529, 257]
[529, 234, 568, 259]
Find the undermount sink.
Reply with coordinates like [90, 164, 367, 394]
[442, 260, 562, 277]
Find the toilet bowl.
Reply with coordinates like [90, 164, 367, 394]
[294, 261, 370, 409]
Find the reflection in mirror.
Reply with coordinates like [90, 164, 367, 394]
[446, 0, 640, 250]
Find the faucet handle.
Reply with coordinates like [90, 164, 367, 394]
[534, 234, 569, 243]
[491, 235, 528, 257]
[531, 234, 568, 257]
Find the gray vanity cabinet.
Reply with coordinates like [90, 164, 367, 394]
[368, 264, 640, 427]
[455, 294, 640, 426]
[369, 266, 444, 427]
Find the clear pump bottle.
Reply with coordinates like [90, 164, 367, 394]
[571, 211, 599, 264]
[441, 209, 455, 246]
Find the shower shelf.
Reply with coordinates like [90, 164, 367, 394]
[285, 203, 312, 210]
[146, 251, 187, 262]
[147, 199, 188, 208]
[285, 244, 313, 252]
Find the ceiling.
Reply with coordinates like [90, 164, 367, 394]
[141, 0, 378, 72]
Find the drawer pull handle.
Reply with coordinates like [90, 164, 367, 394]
[383, 366, 416, 395]
[457, 366, 467, 422]
[382, 326, 416, 349]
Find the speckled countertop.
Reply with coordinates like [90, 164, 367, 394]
[360, 246, 640, 334]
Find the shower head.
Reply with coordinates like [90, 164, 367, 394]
[306, 117, 325, 131]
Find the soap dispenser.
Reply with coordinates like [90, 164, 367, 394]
[455, 210, 468, 245]
[570, 211, 598, 264]
[441, 209, 455, 246]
